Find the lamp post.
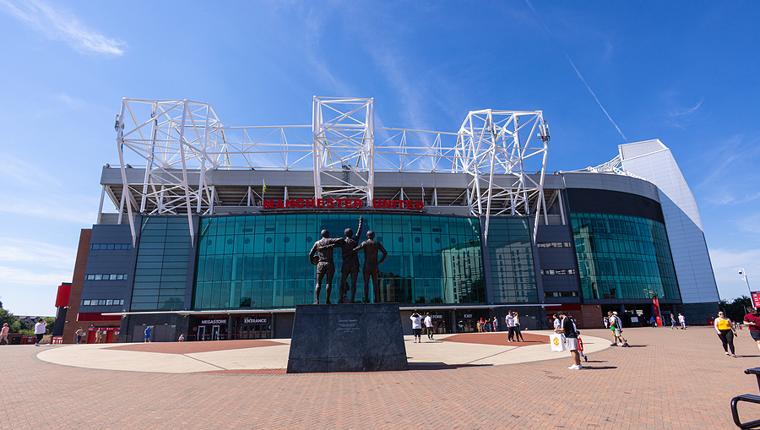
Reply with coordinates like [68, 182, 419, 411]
[740, 269, 754, 309]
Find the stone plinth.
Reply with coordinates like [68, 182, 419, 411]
[286, 303, 408, 373]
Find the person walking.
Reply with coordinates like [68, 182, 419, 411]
[743, 307, 760, 353]
[491, 316, 499, 332]
[603, 316, 609, 329]
[410, 312, 423, 343]
[670, 313, 677, 329]
[0, 323, 9, 345]
[557, 311, 582, 370]
[714, 311, 737, 357]
[94, 328, 103, 344]
[74, 328, 84, 344]
[34, 319, 46, 346]
[678, 313, 687, 329]
[144, 325, 152, 343]
[513, 312, 525, 342]
[506, 312, 515, 342]
[423, 313, 434, 341]
[607, 311, 618, 346]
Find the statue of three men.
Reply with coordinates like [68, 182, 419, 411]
[308, 217, 387, 304]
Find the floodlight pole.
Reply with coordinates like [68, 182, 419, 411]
[741, 269, 754, 308]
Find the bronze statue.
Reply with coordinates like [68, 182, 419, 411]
[308, 230, 341, 304]
[353, 230, 387, 303]
[335, 217, 363, 303]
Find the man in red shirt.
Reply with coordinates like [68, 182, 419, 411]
[743, 307, 760, 352]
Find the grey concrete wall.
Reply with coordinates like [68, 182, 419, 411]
[79, 224, 136, 313]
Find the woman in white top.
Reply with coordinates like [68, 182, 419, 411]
[513, 312, 525, 342]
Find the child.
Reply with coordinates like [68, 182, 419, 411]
[577, 334, 589, 362]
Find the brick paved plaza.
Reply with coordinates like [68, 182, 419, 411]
[1, 326, 759, 429]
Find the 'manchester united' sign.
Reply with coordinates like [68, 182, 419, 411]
[263, 198, 424, 211]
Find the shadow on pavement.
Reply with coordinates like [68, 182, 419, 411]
[582, 366, 617, 370]
[407, 362, 493, 371]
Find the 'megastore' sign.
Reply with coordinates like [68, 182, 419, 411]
[263, 198, 424, 211]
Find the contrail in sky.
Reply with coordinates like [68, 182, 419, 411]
[524, 0, 628, 142]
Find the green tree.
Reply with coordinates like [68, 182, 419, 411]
[719, 296, 752, 322]
[0, 308, 23, 333]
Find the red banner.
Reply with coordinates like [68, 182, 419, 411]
[652, 295, 662, 327]
[55, 283, 71, 308]
[751, 292, 760, 308]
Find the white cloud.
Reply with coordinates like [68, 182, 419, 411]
[0, 236, 76, 315]
[736, 213, 760, 235]
[0, 238, 74, 271]
[710, 247, 760, 300]
[55, 92, 87, 109]
[0, 198, 95, 224]
[0, 0, 125, 56]
[0, 265, 71, 287]
[0, 153, 97, 224]
[669, 97, 704, 119]
[0, 153, 63, 187]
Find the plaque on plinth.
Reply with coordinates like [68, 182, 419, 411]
[286, 303, 408, 373]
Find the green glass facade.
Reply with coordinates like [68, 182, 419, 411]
[131, 217, 192, 311]
[571, 212, 680, 301]
[193, 213, 485, 309]
[484, 218, 538, 303]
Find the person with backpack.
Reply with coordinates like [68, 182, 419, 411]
[607, 311, 629, 347]
[570, 316, 589, 363]
[557, 310, 582, 370]
[423, 313, 434, 340]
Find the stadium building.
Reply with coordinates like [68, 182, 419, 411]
[59, 97, 720, 342]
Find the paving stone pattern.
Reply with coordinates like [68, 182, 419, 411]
[1, 327, 758, 429]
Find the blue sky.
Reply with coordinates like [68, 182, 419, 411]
[0, 1, 758, 315]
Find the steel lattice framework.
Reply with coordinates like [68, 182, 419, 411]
[455, 110, 550, 240]
[115, 99, 226, 244]
[114, 97, 550, 244]
[312, 97, 374, 202]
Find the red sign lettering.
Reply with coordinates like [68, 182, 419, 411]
[261, 198, 424, 211]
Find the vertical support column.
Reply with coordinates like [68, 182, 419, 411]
[96, 185, 106, 224]
[366, 98, 375, 203]
[311, 96, 323, 200]
[176, 100, 195, 245]
[140, 103, 158, 214]
[115, 101, 137, 246]
[557, 188, 567, 226]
